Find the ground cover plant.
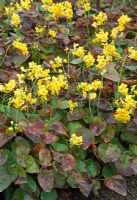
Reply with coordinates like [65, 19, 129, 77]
[0, 0, 137, 199]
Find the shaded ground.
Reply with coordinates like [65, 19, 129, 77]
[58, 177, 137, 200]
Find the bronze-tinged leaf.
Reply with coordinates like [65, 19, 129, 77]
[105, 175, 127, 196]
[32, 144, 45, 155]
[43, 132, 59, 144]
[52, 151, 63, 163]
[61, 153, 76, 171]
[38, 169, 54, 192]
[67, 108, 87, 121]
[39, 148, 51, 167]
[0, 128, 15, 147]
[50, 121, 68, 137]
[101, 124, 116, 143]
[76, 128, 95, 150]
[104, 63, 120, 82]
[90, 118, 107, 136]
[69, 170, 92, 197]
[0, 70, 17, 82]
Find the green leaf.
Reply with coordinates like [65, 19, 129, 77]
[103, 163, 117, 178]
[86, 160, 100, 177]
[12, 188, 25, 200]
[120, 132, 137, 144]
[76, 160, 86, 172]
[57, 100, 69, 109]
[20, 176, 38, 193]
[67, 177, 77, 188]
[25, 155, 39, 173]
[129, 144, 137, 155]
[0, 165, 18, 192]
[70, 58, 83, 65]
[52, 140, 68, 153]
[0, 105, 26, 122]
[41, 190, 57, 200]
[67, 121, 83, 134]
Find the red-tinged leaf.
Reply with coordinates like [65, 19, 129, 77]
[61, 153, 76, 171]
[0, 128, 15, 147]
[52, 151, 63, 163]
[90, 118, 107, 136]
[76, 128, 95, 150]
[101, 124, 116, 143]
[104, 63, 120, 82]
[39, 148, 51, 168]
[0, 47, 5, 56]
[67, 109, 87, 121]
[32, 144, 45, 155]
[38, 169, 54, 192]
[105, 175, 127, 196]
[0, 70, 17, 82]
[43, 132, 59, 144]
[50, 121, 68, 137]
[69, 170, 92, 197]
[14, 177, 27, 185]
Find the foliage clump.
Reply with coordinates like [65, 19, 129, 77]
[0, 0, 137, 199]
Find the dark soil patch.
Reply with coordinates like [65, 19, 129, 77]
[58, 177, 137, 200]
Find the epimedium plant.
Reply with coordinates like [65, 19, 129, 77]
[0, 0, 137, 199]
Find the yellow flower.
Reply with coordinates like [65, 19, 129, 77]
[96, 55, 112, 68]
[50, 56, 63, 71]
[83, 52, 95, 67]
[92, 12, 107, 28]
[20, 0, 32, 10]
[91, 80, 103, 91]
[68, 100, 78, 112]
[77, 82, 91, 98]
[27, 62, 50, 80]
[48, 29, 57, 38]
[41, 0, 53, 4]
[114, 107, 131, 123]
[11, 13, 21, 27]
[84, 3, 91, 11]
[70, 134, 83, 146]
[103, 43, 121, 58]
[89, 92, 96, 99]
[118, 83, 128, 96]
[111, 27, 119, 39]
[0, 84, 5, 92]
[5, 80, 17, 92]
[72, 45, 85, 58]
[12, 40, 29, 55]
[35, 27, 45, 33]
[128, 47, 137, 61]
[93, 29, 108, 43]
[118, 15, 131, 27]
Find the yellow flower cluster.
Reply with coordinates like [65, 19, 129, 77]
[37, 75, 68, 101]
[16, 0, 32, 11]
[11, 13, 21, 27]
[0, 80, 17, 93]
[48, 29, 57, 38]
[70, 134, 83, 146]
[42, 1, 73, 20]
[9, 87, 37, 110]
[77, 79, 102, 99]
[5, 3, 16, 15]
[111, 15, 131, 39]
[12, 40, 29, 55]
[68, 100, 78, 112]
[25, 62, 50, 80]
[128, 47, 137, 61]
[103, 43, 121, 58]
[83, 52, 95, 68]
[35, 27, 45, 33]
[114, 83, 137, 123]
[50, 56, 64, 71]
[77, 0, 91, 12]
[93, 29, 108, 43]
[96, 55, 112, 69]
[72, 43, 85, 58]
[72, 44, 95, 68]
[92, 12, 107, 28]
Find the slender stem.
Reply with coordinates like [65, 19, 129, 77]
[97, 75, 104, 115]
